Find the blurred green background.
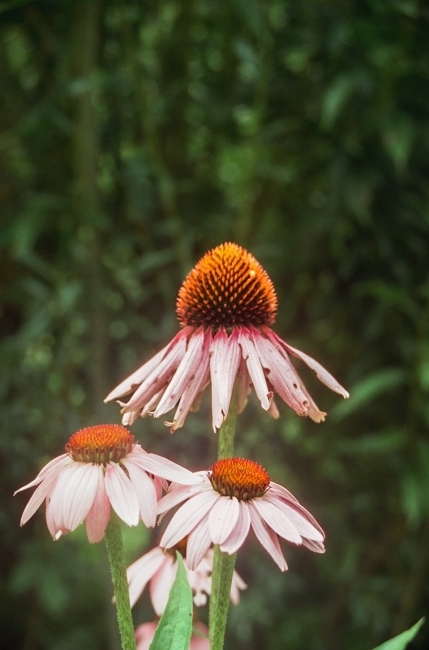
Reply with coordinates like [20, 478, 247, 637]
[1, 0, 428, 648]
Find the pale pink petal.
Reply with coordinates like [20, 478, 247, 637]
[85, 466, 111, 543]
[121, 410, 140, 426]
[150, 554, 177, 616]
[248, 502, 288, 571]
[251, 327, 313, 417]
[302, 538, 325, 553]
[236, 358, 251, 414]
[220, 501, 251, 554]
[229, 569, 248, 605]
[208, 496, 240, 544]
[263, 493, 324, 541]
[14, 454, 70, 496]
[157, 479, 212, 516]
[210, 328, 241, 431]
[190, 622, 210, 650]
[154, 327, 207, 416]
[160, 491, 219, 549]
[169, 332, 211, 430]
[104, 462, 139, 527]
[130, 448, 203, 485]
[54, 463, 100, 532]
[264, 327, 349, 398]
[127, 547, 167, 608]
[186, 512, 213, 570]
[267, 395, 280, 418]
[19, 462, 67, 526]
[121, 458, 157, 527]
[121, 329, 190, 411]
[252, 498, 302, 544]
[237, 327, 271, 410]
[269, 482, 325, 535]
[135, 621, 158, 650]
[105, 328, 192, 403]
[46, 497, 64, 539]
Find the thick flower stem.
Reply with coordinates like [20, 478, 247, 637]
[210, 391, 239, 649]
[209, 548, 237, 650]
[104, 514, 136, 650]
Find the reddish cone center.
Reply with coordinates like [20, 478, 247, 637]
[65, 424, 135, 464]
[176, 242, 278, 329]
[208, 457, 270, 500]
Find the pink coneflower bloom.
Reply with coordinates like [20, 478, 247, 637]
[135, 620, 209, 650]
[105, 242, 348, 432]
[157, 457, 325, 571]
[127, 542, 247, 614]
[14, 424, 202, 543]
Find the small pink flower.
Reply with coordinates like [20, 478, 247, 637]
[15, 424, 202, 543]
[127, 544, 247, 615]
[105, 243, 348, 432]
[157, 458, 325, 571]
[135, 620, 209, 650]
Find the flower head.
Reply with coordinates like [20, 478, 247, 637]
[127, 542, 246, 615]
[157, 457, 325, 571]
[105, 242, 348, 431]
[15, 424, 202, 543]
[135, 621, 209, 650]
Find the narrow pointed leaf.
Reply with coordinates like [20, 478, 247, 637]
[371, 618, 424, 650]
[148, 552, 193, 650]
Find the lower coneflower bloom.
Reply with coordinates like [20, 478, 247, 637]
[127, 542, 246, 614]
[135, 620, 209, 650]
[105, 242, 348, 432]
[157, 458, 325, 571]
[14, 424, 202, 543]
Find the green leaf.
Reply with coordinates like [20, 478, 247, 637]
[149, 552, 193, 650]
[371, 618, 425, 650]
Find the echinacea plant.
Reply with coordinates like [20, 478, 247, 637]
[18, 242, 394, 650]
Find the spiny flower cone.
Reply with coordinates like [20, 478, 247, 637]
[105, 242, 348, 431]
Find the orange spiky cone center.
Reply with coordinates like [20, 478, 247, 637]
[208, 457, 270, 500]
[176, 242, 278, 329]
[65, 424, 135, 464]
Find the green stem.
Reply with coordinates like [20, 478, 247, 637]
[104, 514, 136, 650]
[209, 549, 237, 650]
[209, 390, 239, 649]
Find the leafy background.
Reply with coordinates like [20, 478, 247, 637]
[0, 0, 428, 648]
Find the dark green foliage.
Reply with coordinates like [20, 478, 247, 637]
[0, 0, 428, 648]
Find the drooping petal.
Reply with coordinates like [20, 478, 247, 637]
[236, 358, 251, 414]
[208, 496, 240, 544]
[251, 327, 314, 418]
[127, 547, 167, 608]
[220, 501, 251, 555]
[19, 460, 68, 526]
[248, 502, 288, 571]
[159, 491, 218, 549]
[49, 462, 100, 532]
[14, 454, 70, 496]
[238, 327, 271, 410]
[121, 458, 157, 527]
[269, 481, 325, 536]
[186, 512, 213, 571]
[210, 328, 241, 431]
[252, 497, 302, 544]
[264, 327, 349, 398]
[229, 568, 248, 605]
[302, 538, 325, 553]
[263, 493, 324, 541]
[130, 448, 204, 485]
[169, 331, 212, 430]
[157, 478, 212, 516]
[121, 329, 190, 412]
[104, 462, 139, 527]
[154, 327, 207, 416]
[150, 554, 177, 616]
[85, 466, 111, 543]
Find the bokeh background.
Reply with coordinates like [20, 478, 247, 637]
[1, 0, 428, 648]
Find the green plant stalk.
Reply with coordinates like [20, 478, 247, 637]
[209, 390, 239, 650]
[104, 513, 136, 650]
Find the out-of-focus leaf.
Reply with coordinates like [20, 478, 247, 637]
[331, 369, 405, 420]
